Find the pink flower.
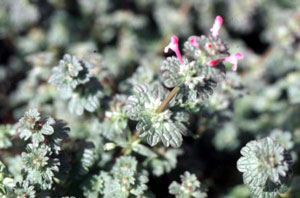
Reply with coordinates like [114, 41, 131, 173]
[209, 53, 243, 71]
[224, 53, 244, 71]
[190, 37, 199, 48]
[210, 16, 223, 37]
[164, 35, 183, 64]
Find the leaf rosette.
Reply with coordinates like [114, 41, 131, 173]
[22, 144, 60, 190]
[126, 84, 188, 147]
[49, 54, 93, 98]
[237, 137, 293, 197]
[18, 108, 55, 146]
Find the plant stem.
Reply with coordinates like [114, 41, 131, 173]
[156, 86, 180, 113]
[195, 117, 208, 138]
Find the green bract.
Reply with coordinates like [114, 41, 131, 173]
[237, 137, 293, 198]
[169, 171, 207, 198]
[161, 58, 205, 89]
[183, 35, 227, 85]
[126, 84, 188, 147]
[184, 35, 229, 64]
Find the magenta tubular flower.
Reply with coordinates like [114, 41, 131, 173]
[208, 16, 244, 70]
[164, 35, 183, 64]
[190, 37, 199, 48]
[224, 53, 244, 71]
[210, 16, 223, 37]
[209, 53, 243, 71]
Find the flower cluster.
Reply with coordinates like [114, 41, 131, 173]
[161, 16, 243, 112]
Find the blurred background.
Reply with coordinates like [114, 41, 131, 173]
[0, 0, 300, 197]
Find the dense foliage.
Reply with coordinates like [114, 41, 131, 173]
[0, 0, 299, 197]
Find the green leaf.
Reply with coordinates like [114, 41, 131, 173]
[132, 143, 158, 158]
[40, 117, 55, 135]
[77, 142, 96, 176]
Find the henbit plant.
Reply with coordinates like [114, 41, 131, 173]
[0, 15, 246, 197]
[0, 108, 70, 197]
[125, 16, 243, 149]
[0, 10, 296, 198]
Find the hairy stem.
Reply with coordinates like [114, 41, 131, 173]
[156, 86, 180, 113]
